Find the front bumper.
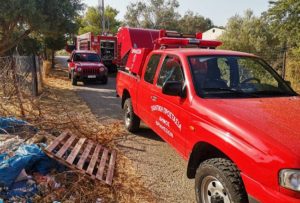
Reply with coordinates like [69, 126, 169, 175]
[242, 173, 300, 203]
[74, 72, 107, 81]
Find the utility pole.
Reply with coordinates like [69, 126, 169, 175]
[99, 0, 105, 35]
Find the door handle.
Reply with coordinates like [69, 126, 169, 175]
[151, 96, 157, 102]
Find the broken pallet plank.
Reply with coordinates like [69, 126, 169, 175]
[46, 131, 69, 152]
[56, 135, 76, 158]
[44, 131, 116, 185]
[66, 138, 86, 164]
[106, 150, 116, 185]
[77, 140, 94, 170]
[96, 148, 109, 180]
[86, 144, 102, 175]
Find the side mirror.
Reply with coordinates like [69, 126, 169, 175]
[285, 80, 292, 87]
[67, 59, 71, 63]
[162, 81, 186, 98]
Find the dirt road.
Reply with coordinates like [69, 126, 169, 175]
[56, 56, 195, 203]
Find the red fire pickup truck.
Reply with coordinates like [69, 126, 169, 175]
[67, 50, 108, 85]
[116, 28, 300, 203]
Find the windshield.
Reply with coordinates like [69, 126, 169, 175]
[73, 53, 101, 62]
[189, 56, 297, 98]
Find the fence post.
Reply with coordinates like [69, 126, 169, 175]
[32, 55, 38, 96]
[282, 44, 287, 79]
[11, 56, 25, 117]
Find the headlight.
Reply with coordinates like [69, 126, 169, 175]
[100, 67, 105, 72]
[77, 67, 82, 72]
[280, 169, 300, 191]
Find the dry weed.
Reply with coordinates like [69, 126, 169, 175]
[0, 68, 156, 203]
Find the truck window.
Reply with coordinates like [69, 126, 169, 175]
[144, 54, 162, 84]
[157, 56, 184, 87]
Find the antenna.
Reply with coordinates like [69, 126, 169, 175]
[98, 0, 105, 35]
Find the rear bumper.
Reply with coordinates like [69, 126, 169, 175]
[242, 173, 300, 203]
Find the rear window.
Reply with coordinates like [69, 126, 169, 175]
[157, 56, 184, 87]
[144, 54, 161, 84]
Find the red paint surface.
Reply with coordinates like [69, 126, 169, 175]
[116, 28, 300, 202]
[68, 50, 106, 75]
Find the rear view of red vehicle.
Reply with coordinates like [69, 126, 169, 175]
[67, 50, 108, 85]
[76, 32, 118, 72]
[116, 27, 300, 203]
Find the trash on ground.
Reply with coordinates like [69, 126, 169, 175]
[0, 144, 63, 188]
[0, 117, 37, 136]
[0, 136, 64, 201]
[0, 135, 24, 154]
[44, 130, 117, 185]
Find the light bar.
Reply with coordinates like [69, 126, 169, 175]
[155, 37, 222, 48]
[159, 30, 197, 39]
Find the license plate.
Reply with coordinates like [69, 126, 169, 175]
[88, 75, 96, 79]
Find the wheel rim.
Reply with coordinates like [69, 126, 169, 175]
[200, 176, 230, 203]
[125, 105, 131, 127]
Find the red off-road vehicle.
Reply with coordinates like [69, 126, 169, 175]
[116, 28, 300, 203]
[67, 50, 108, 85]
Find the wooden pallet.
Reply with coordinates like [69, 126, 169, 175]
[44, 131, 116, 185]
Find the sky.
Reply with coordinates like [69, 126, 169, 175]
[83, 0, 270, 26]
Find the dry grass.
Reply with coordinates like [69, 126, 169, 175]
[0, 67, 156, 203]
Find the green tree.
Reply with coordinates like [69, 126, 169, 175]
[17, 36, 42, 55]
[267, 0, 300, 91]
[178, 11, 213, 33]
[0, 0, 83, 55]
[219, 10, 281, 70]
[124, 0, 181, 30]
[79, 5, 121, 35]
[44, 36, 67, 68]
[267, 0, 300, 48]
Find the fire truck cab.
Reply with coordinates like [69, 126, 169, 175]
[116, 27, 300, 203]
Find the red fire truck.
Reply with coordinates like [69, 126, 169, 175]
[67, 32, 118, 72]
[116, 27, 300, 203]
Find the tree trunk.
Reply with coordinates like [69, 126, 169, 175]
[51, 49, 55, 69]
[32, 55, 38, 97]
[44, 47, 48, 60]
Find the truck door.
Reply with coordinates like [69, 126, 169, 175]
[151, 55, 189, 156]
[137, 54, 162, 125]
[68, 53, 76, 72]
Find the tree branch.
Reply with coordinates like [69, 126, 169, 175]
[0, 29, 31, 55]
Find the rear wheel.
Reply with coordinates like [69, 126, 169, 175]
[71, 72, 77, 86]
[195, 158, 248, 203]
[124, 98, 140, 133]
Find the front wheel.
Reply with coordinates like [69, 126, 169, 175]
[71, 72, 77, 86]
[195, 158, 248, 203]
[102, 76, 108, 84]
[124, 98, 140, 133]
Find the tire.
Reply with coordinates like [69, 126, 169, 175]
[124, 98, 140, 133]
[102, 76, 108, 84]
[195, 158, 248, 203]
[71, 72, 77, 86]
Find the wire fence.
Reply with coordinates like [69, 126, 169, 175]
[0, 55, 43, 117]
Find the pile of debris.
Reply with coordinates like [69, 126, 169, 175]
[0, 117, 116, 202]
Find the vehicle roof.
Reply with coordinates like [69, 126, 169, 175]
[72, 50, 98, 54]
[153, 48, 257, 57]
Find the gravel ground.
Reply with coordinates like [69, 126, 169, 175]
[56, 56, 195, 203]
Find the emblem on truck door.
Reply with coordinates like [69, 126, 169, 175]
[151, 105, 182, 131]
